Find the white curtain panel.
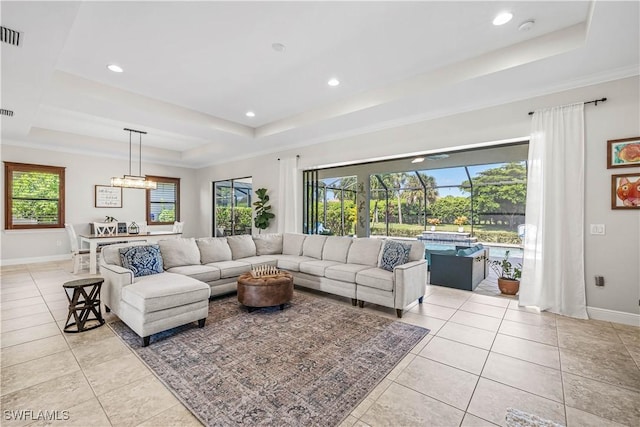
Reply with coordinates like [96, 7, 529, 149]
[277, 156, 301, 233]
[519, 103, 588, 319]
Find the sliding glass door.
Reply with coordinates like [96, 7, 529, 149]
[213, 177, 253, 236]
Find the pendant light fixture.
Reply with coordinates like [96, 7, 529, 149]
[111, 128, 157, 189]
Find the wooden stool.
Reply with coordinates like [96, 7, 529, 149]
[63, 278, 105, 333]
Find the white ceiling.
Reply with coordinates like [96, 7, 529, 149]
[1, 1, 638, 168]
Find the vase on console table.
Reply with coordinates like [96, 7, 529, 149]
[458, 226, 464, 233]
[430, 226, 436, 232]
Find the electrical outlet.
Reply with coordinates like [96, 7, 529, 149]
[590, 224, 605, 235]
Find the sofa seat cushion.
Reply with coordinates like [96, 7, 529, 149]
[299, 260, 342, 277]
[204, 261, 252, 279]
[272, 255, 315, 272]
[123, 272, 210, 313]
[324, 263, 372, 282]
[356, 268, 394, 292]
[165, 265, 221, 282]
[235, 256, 277, 268]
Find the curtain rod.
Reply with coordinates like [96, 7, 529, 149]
[528, 97, 607, 116]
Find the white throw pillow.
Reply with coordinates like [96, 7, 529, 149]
[196, 237, 232, 263]
[226, 235, 257, 260]
[253, 234, 283, 255]
[282, 233, 307, 255]
[158, 238, 201, 269]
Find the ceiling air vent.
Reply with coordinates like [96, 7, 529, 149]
[1, 26, 21, 47]
[1, 109, 14, 117]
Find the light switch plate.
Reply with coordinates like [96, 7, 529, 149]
[590, 224, 605, 235]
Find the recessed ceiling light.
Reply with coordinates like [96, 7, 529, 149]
[327, 78, 340, 87]
[493, 12, 513, 26]
[107, 64, 123, 73]
[272, 43, 286, 52]
[245, 111, 255, 118]
[411, 157, 425, 164]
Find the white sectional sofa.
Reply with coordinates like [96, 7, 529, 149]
[100, 233, 427, 345]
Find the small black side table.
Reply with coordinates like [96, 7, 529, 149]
[63, 277, 105, 333]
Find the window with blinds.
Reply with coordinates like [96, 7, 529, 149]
[146, 176, 180, 225]
[4, 162, 66, 229]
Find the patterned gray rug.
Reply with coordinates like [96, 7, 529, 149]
[110, 291, 429, 426]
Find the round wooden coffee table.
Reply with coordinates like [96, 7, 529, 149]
[237, 271, 293, 311]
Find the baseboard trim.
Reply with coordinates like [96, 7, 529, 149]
[587, 306, 640, 327]
[0, 254, 70, 267]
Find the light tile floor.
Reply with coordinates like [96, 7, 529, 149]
[1, 261, 638, 427]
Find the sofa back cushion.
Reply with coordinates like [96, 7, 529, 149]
[378, 240, 411, 272]
[302, 235, 327, 259]
[196, 237, 232, 263]
[253, 233, 283, 255]
[405, 240, 426, 262]
[347, 238, 383, 266]
[158, 238, 201, 269]
[119, 244, 164, 277]
[282, 233, 307, 255]
[322, 236, 353, 263]
[226, 235, 257, 260]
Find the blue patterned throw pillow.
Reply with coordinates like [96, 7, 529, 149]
[119, 245, 164, 277]
[378, 240, 411, 272]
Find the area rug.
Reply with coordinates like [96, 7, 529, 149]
[109, 291, 429, 426]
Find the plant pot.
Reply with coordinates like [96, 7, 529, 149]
[498, 278, 520, 295]
[457, 226, 464, 232]
[430, 226, 436, 231]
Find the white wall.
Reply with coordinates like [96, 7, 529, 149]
[0, 144, 198, 262]
[197, 76, 639, 316]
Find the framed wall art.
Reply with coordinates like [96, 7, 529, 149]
[607, 137, 640, 168]
[95, 185, 122, 208]
[611, 173, 639, 209]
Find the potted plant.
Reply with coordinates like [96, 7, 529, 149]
[253, 188, 275, 233]
[427, 218, 441, 231]
[104, 216, 117, 222]
[488, 250, 522, 295]
[454, 216, 468, 232]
